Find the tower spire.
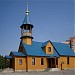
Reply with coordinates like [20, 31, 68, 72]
[20, 2, 34, 45]
[23, 2, 31, 24]
[26, 2, 29, 15]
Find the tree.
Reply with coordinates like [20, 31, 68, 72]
[0, 55, 6, 69]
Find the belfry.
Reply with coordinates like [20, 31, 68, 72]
[20, 2, 33, 45]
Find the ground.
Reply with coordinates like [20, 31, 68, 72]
[0, 70, 75, 75]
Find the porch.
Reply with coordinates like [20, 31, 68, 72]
[47, 58, 58, 68]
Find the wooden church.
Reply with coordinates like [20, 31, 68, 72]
[5, 3, 75, 72]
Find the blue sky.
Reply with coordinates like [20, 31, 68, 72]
[0, 0, 74, 56]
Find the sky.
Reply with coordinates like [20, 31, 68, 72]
[0, 0, 74, 56]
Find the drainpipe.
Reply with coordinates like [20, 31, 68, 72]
[26, 56, 28, 72]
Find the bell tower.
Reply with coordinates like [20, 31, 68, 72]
[20, 2, 34, 45]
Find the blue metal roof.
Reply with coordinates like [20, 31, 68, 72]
[11, 52, 26, 57]
[52, 42, 75, 56]
[5, 55, 12, 59]
[42, 40, 50, 47]
[22, 41, 59, 57]
[23, 14, 31, 24]
[74, 53, 75, 56]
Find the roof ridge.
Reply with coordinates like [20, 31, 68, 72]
[52, 42, 70, 45]
[32, 41, 43, 43]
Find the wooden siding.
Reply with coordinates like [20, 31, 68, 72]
[14, 57, 26, 70]
[11, 56, 75, 71]
[27, 56, 48, 71]
[68, 57, 75, 68]
[58, 56, 75, 70]
[45, 42, 54, 54]
[22, 38, 32, 45]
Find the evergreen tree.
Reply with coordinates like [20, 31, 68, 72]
[0, 55, 6, 69]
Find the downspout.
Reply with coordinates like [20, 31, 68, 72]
[26, 56, 28, 72]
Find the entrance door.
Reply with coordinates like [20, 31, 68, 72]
[48, 58, 51, 68]
[48, 58, 56, 68]
[52, 58, 56, 68]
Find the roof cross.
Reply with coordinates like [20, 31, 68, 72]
[26, 2, 29, 15]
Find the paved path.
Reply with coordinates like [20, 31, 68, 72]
[0, 70, 75, 75]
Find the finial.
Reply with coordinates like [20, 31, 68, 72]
[26, 2, 29, 15]
[26, 2, 29, 11]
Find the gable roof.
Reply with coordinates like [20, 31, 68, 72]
[11, 51, 26, 57]
[22, 40, 75, 57]
[52, 42, 75, 56]
[42, 40, 50, 47]
[22, 41, 59, 57]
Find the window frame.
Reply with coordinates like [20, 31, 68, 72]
[19, 59, 22, 65]
[48, 47, 51, 52]
[32, 58, 35, 65]
[41, 58, 44, 65]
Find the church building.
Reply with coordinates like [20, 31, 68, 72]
[5, 3, 75, 72]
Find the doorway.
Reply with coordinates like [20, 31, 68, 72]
[48, 58, 56, 68]
[48, 58, 51, 68]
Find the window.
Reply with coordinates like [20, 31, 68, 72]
[56, 58, 58, 65]
[67, 57, 69, 65]
[19, 59, 22, 65]
[41, 58, 44, 65]
[32, 58, 35, 65]
[48, 47, 51, 52]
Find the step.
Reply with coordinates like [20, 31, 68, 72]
[44, 68, 60, 72]
[49, 68, 60, 71]
[2, 68, 14, 73]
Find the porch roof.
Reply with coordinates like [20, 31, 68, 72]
[5, 55, 12, 59]
[11, 51, 26, 57]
